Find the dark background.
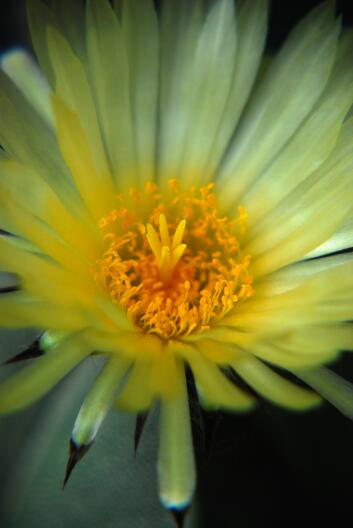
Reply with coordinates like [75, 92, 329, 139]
[1, 1, 353, 528]
[2, 0, 353, 51]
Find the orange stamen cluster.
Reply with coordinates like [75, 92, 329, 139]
[95, 181, 253, 339]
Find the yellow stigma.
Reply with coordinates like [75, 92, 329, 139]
[146, 215, 187, 283]
[95, 181, 253, 339]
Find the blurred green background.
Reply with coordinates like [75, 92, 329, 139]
[0, 328, 182, 528]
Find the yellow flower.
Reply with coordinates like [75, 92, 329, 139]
[1, 0, 353, 520]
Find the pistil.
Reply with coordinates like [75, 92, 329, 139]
[146, 214, 187, 284]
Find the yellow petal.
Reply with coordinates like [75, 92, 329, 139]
[0, 157, 102, 263]
[295, 367, 353, 419]
[158, 362, 196, 510]
[219, 2, 339, 206]
[52, 95, 115, 220]
[86, 0, 136, 185]
[243, 32, 353, 228]
[116, 359, 155, 412]
[47, 27, 114, 192]
[247, 119, 353, 276]
[72, 355, 130, 446]
[205, 0, 268, 175]
[0, 292, 86, 331]
[120, 0, 159, 183]
[184, 344, 255, 411]
[1, 49, 53, 126]
[232, 356, 322, 410]
[0, 236, 96, 309]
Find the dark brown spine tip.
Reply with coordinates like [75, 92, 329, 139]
[170, 506, 190, 528]
[3, 337, 44, 365]
[0, 285, 20, 294]
[0, 229, 12, 236]
[62, 438, 92, 489]
[134, 411, 149, 456]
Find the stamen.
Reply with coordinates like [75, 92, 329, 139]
[95, 182, 253, 340]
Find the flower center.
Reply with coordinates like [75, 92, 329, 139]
[95, 181, 253, 339]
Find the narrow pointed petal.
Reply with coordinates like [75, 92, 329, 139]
[158, 363, 196, 511]
[1, 48, 53, 126]
[294, 367, 353, 419]
[305, 215, 353, 259]
[187, 349, 256, 411]
[117, 360, 156, 412]
[120, 0, 159, 183]
[86, 0, 136, 185]
[232, 356, 322, 410]
[26, 0, 57, 85]
[205, 0, 268, 174]
[0, 70, 81, 211]
[219, 2, 340, 206]
[47, 27, 116, 199]
[0, 291, 87, 330]
[72, 356, 130, 448]
[52, 94, 115, 221]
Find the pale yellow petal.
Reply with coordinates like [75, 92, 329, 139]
[49, 0, 86, 61]
[72, 355, 130, 446]
[158, 0, 203, 181]
[255, 253, 353, 296]
[242, 31, 353, 227]
[1, 49, 53, 126]
[47, 28, 114, 191]
[120, 0, 159, 183]
[225, 258, 353, 340]
[232, 356, 322, 410]
[117, 347, 183, 411]
[26, 0, 58, 85]
[0, 236, 96, 309]
[295, 367, 353, 419]
[86, 0, 136, 185]
[0, 188, 90, 275]
[247, 119, 353, 276]
[0, 292, 86, 331]
[116, 359, 155, 412]
[186, 345, 255, 411]
[158, 362, 196, 510]
[177, 0, 237, 183]
[52, 95, 116, 221]
[205, 0, 268, 175]
[0, 158, 103, 261]
[0, 70, 88, 218]
[218, 2, 339, 207]
[305, 215, 353, 259]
